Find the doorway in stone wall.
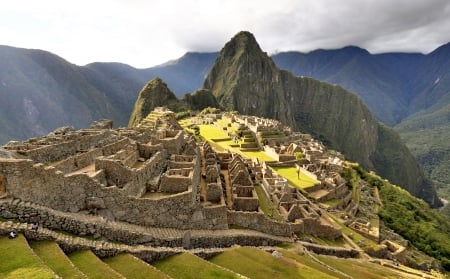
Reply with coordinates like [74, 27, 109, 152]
[0, 175, 5, 196]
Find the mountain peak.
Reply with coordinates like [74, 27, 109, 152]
[128, 77, 179, 127]
[220, 31, 265, 59]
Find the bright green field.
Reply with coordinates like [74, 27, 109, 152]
[198, 124, 276, 162]
[210, 247, 335, 279]
[153, 252, 239, 279]
[103, 253, 169, 279]
[68, 250, 123, 279]
[0, 235, 55, 279]
[29, 240, 86, 279]
[270, 166, 318, 189]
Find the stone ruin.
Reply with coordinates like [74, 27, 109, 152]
[228, 156, 259, 212]
[0, 108, 343, 241]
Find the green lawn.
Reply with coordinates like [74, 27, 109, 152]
[29, 240, 86, 279]
[68, 250, 123, 279]
[316, 255, 405, 279]
[152, 252, 239, 279]
[198, 124, 230, 140]
[103, 253, 169, 279]
[210, 247, 334, 279]
[198, 124, 276, 162]
[0, 234, 55, 279]
[270, 166, 318, 189]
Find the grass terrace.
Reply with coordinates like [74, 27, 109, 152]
[0, 234, 55, 279]
[29, 240, 86, 278]
[210, 247, 335, 279]
[270, 166, 318, 189]
[197, 123, 276, 162]
[153, 252, 239, 279]
[68, 250, 123, 279]
[255, 184, 283, 221]
[103, 253, 169, 279]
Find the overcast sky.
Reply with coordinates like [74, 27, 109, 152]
[2, 0, 450, 68]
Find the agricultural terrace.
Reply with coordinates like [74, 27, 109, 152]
[180, 117, 318, 189]
[270, 166, 319, 190]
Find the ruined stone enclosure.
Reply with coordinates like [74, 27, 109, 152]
[0, 112, 231, 230]
[0, 108, 343, 241]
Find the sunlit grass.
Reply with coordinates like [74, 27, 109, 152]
[29, 240, 86, 278]
[270, 166, 318, 189]
[255, 185, 283, 221]
[103, 253, 169, 279]
[210, 247, 335, 279]
[0, 234, 55, 279]
[152, 253, 239, 279]
[68, 250, 123, 279]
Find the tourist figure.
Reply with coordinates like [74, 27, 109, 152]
[291, 232, 298, 242]
[31, 222, 38, 231]
[8, 231, 17, 239]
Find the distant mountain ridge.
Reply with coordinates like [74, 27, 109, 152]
[2, 36, 450, 207]
[202, 31, 439, 207]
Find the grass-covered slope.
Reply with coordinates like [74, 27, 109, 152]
[29, 240, 86, 278]
[210, 247, 335, 279]
[395, 104, 450, 206]
[0, 234, 55, 278]
[103, 253, 169, 279]
[152, 252, 239, 279]
[68, 250, 124, 279]
[349, 164, 450, 270]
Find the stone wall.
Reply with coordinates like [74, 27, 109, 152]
[23, 130, 117, 164]
[302, 218, 342, 240]
[95, 158, 134, 187]
[227, 210, 303, 237]
[160, 168, 193, 193]
[54, 148, 103, 173]
[301, 242, 359, 258]
[0, 158, 222, 230]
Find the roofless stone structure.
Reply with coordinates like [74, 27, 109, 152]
[0, 108, 341, 243]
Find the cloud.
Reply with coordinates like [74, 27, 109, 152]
[1, 0, 450, 67]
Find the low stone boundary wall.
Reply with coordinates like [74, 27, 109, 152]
[0, 199, 286, 249]
[300, 242, 359, 258]
[227, 210, 303, 237]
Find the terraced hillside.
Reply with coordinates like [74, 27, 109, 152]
[0, 226, 438, 279]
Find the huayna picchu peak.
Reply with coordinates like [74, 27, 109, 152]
[203, 31, 440, 208]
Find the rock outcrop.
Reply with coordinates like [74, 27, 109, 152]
[203, 31, 440, 207]
[128, 77, 183, 127]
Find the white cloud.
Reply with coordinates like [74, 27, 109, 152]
[1, 0, 450, 67]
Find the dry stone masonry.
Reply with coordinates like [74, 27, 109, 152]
[0, 108, 345, 254]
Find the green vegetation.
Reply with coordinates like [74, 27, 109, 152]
[0, 234, 55, 279]
[103, 253, 169, 279]
[183, 90, 220, 111]
[210, 246, 334, 279]
[197, 123, 276, 162]
[29, 240, 85, 278]
[254, 184, 283, 221]
[316, 255, 402, 279]
[152, 252, 239, 279]
[349, 164, 450, 270]
[68, 250, 123, 279]
[270, 166, 318, 189]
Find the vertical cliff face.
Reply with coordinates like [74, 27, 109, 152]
[203, 31, 439, 206]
